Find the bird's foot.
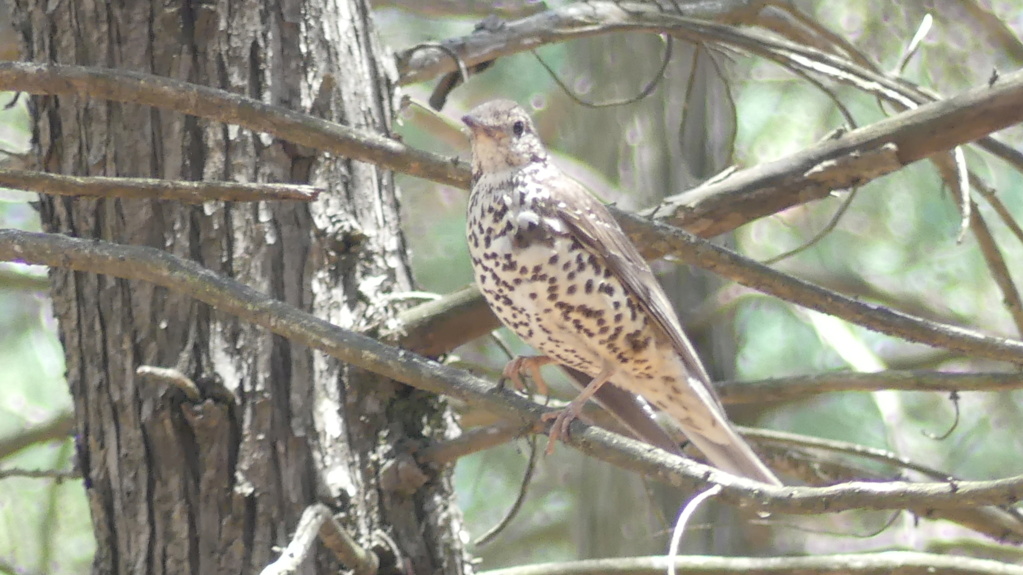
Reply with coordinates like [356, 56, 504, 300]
[539, 401, 585, 455]
[501, 355, 554, 397]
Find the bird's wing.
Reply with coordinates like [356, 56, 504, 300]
[538, 169, 717, 397]
[561, 365, 684, 455]
[536, 168, 782, 485]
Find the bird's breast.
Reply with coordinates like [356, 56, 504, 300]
[466, 174, 670, 379]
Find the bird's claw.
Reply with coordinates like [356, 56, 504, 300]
[539, 404, 582, 455]
[501, 356, 552, 397]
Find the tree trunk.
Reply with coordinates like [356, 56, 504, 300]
[10, 1, 468, 573]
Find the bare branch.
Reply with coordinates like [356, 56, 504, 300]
[968, 205, 1023, 338]
[651, 66, 1023, 237]
[623, 213, 1023, 364]
[260, 503, 378, 575]
[2, 60, 1021, 256]
[477, 552, 1023, 575]
[0, 169, 321, 203]
[396, 1, 761, 85]
[390, 285, 496, 356]
[0, 468, 80, 481]
[417, 422, 524, 465]
[0, 412, 74, 459]
[717, 371, 1023, 405]
[8, 229, 1023, 517]
[0, 62, 469, 188]
[0, 263, 49, 291]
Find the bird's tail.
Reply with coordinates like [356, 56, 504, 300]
[650, 372, 782, 486]
[683, 424, 781, 486]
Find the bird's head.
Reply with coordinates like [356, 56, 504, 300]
[462, 100, 547, 174]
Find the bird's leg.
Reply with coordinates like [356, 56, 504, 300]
[501, 355, 555, 397]
[540, 361, 616, 454]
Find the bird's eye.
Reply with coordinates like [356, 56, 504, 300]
[512, 120, 525, 137]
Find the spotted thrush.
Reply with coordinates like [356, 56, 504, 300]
[462, 100, 780, 485]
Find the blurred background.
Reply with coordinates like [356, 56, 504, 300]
[3, 1, 1023, 573]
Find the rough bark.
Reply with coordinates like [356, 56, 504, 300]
[11, 1, 468, 574]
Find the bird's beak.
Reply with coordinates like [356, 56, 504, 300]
[461, 114, 478, 130]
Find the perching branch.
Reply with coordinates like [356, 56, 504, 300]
[7, 228, 1023, 518]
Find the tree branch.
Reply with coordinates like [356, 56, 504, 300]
[0, 62, 469, 188]
[622, 214, 1023, 363]
[398, 216, 1023, 363]
[0, 169, 322, 203]
[717, 371, 1023, 404]
[260, 503, 378, 575]
[395, 1, 1023, 233]
[0, 412, 74, 459]
[7, 229, 1023, 518]
[395, 1, 762, 85]
[478, 552, 1023, 575]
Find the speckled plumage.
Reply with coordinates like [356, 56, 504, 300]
[462, 100, 780, 485]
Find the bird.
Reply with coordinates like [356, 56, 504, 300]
[461, 99, 781, 486]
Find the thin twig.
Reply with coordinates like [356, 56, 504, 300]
[260, 503, 378, 575]
[952, 148, 972, 243]
[0, 468, 80, 481]
[745, 428, 953, 481]
[922, 391, 960, 441]
[761, 187, 858, 265]
[715, 371, 1023, 405]
[896, 13, 933, 74]
[473, 434, 540, 547]
[968, 204, 1023, 338]
[532, 35, 673, 108]
[973, 177, 1023, 247]
[758, 1, 875, 68]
